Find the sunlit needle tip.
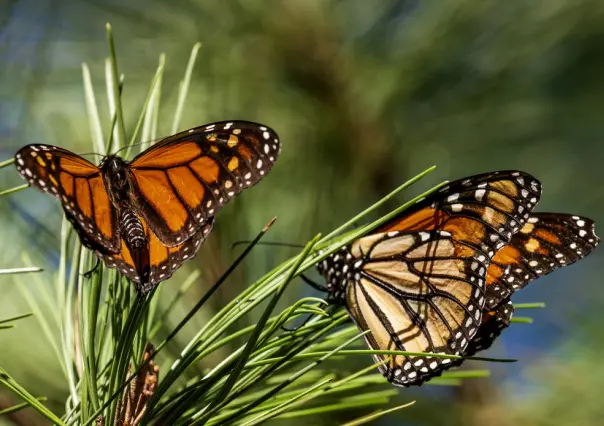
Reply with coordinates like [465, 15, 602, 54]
[263, 216, 278, 232]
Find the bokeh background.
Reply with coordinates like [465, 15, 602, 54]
[1, 0, 603, 424]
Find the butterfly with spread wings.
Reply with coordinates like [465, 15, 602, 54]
[315, 170, 544, 386]
[461, 213, 599, 358]
[15, 121, 280, 294]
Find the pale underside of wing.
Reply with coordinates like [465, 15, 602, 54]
[345, 229, 488, 387]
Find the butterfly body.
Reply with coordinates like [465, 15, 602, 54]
[15, 121, 280, 294]
[95, 156, 152, 283]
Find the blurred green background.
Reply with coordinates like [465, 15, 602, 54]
[1, 0, 603, 424]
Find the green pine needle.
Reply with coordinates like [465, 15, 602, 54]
[511, 317, 534, 324]
[340, 401, 416, 426]
[514, 302, 546, 309]
[0, 184, 29, 197]
[0, 313, 33, 325]
[0, 266, 42, 275]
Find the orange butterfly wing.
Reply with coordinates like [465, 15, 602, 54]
[460, 213, 599, 359]
[96, 217, 214, 293]
[14, 145, 120, 252]
[128, 121, 280, 246]
[485, 213, 600, 309]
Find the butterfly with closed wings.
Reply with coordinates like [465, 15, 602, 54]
[315, 170, 541, 386]
[314, 170, 597, 387]
[15, 121, 280, 294]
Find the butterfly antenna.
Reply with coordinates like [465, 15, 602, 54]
[113, 134, 167, 157]
[78, 152, 107, 163]
[231, 240, 306, 250]
[113, 141, 152, 156]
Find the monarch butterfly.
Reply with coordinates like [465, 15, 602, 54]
[14, 121, 280, 294]
[315, 172, 599, 387]
[315, 170, 545, 386]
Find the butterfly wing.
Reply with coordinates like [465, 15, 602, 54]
[343, 229, 490, 386]
[458, 213, 599, 363]
[457, 298, 514, 360]
[323, 171, 543, 386]
[378, 170, 542, 257]
[128, 121, 280, 246]
[485, 213, 600, 309]
[14, 144, 120, 253]
[96, 217, 214, 294]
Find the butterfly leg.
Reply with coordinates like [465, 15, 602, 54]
[281, 273, 332, 332]
[282, 274, 329, 331]
[300, 274, 329, 292]
[281, 312, 316, 332]
[281, 303, 336, 332]
[83, 257, 101, 279]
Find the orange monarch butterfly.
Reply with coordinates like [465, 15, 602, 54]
[319, 172, 599, 386]
[314, 170, 545, 386]
[14, 121, 280, 294]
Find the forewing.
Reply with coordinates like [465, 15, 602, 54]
[485, 213, 600, 309]
[15, 144, 119, 252]
[345, 229, 488, 387]
[129, 121, 280, 246]
[96, 218, 214, 294]
[378, 171, 542, 258]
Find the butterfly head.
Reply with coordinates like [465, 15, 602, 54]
[100, 155, 131, 191]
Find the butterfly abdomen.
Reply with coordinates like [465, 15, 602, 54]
[120, 210, 147, 249]
[119, 209, 151, 291]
